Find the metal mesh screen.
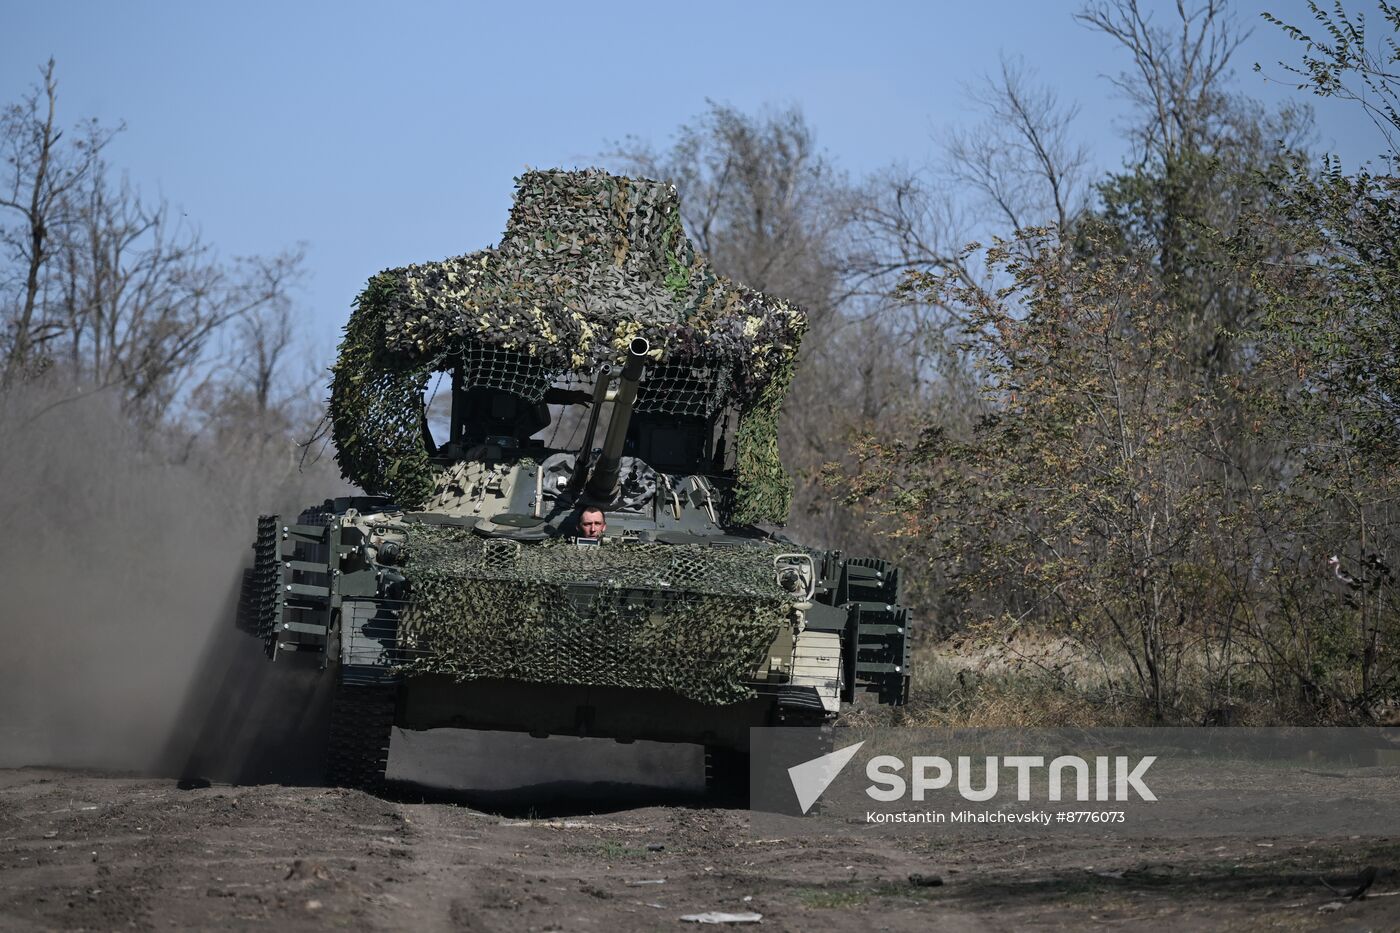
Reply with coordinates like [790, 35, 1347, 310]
[458, 342, 555, 403]
[635, 363, 730, 418]
[388, 525, 794, 705]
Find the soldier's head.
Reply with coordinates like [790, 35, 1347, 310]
[579, 506, 606, 538]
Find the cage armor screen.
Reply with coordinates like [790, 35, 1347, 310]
[329, 168, 806, 525]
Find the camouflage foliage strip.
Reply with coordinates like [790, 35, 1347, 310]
[394, 526, 793, 706]
[329, 169, 805, 521]
[330, 272, 439, 508]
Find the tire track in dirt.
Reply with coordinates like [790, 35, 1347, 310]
[2, 767, 1398, 930]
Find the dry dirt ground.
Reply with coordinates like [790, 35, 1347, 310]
[1, 746, 1397, 933]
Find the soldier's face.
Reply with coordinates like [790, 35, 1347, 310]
[580, 511, 606, 537]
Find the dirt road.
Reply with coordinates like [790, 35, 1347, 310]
[1, 744, 1396, 931]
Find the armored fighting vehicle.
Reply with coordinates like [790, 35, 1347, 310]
[236, 169, 911, 793]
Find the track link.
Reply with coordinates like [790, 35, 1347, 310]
[325, 680, 397, 792]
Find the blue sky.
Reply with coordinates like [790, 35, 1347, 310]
[2, 1, 1378, 362]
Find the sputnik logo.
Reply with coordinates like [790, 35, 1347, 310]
[787, 741, 865, 814]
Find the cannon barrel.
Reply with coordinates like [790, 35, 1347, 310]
[564, 365, 612, 497]
[584, 337, 649, 502]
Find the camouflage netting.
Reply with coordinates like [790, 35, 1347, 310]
[330, 168, 807, 523]
[393, 525, 793, 705]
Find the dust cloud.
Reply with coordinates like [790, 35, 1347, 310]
[0, 383, 706, 799]
[0, 383, 348, 779]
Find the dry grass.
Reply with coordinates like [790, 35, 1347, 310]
[886, 635, 1307, 727]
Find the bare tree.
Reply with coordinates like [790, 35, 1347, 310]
[0, 60, 114, 381]
[827, 59, 1094, 499]
[945, 58, 1091, 234]
[1079, 0, 1312, 382]
[838, 57, 1091, 409]
[840, 165, 972, 298]
[238, 296, 295, 416]
[1076, 0, 1248, 160]
[610, 102, 846, 317]
[610, 104, 894, 544]
[840, 55, 1089, 312]
[54, 159, 306, 423]
[1, 60, 309, 426]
